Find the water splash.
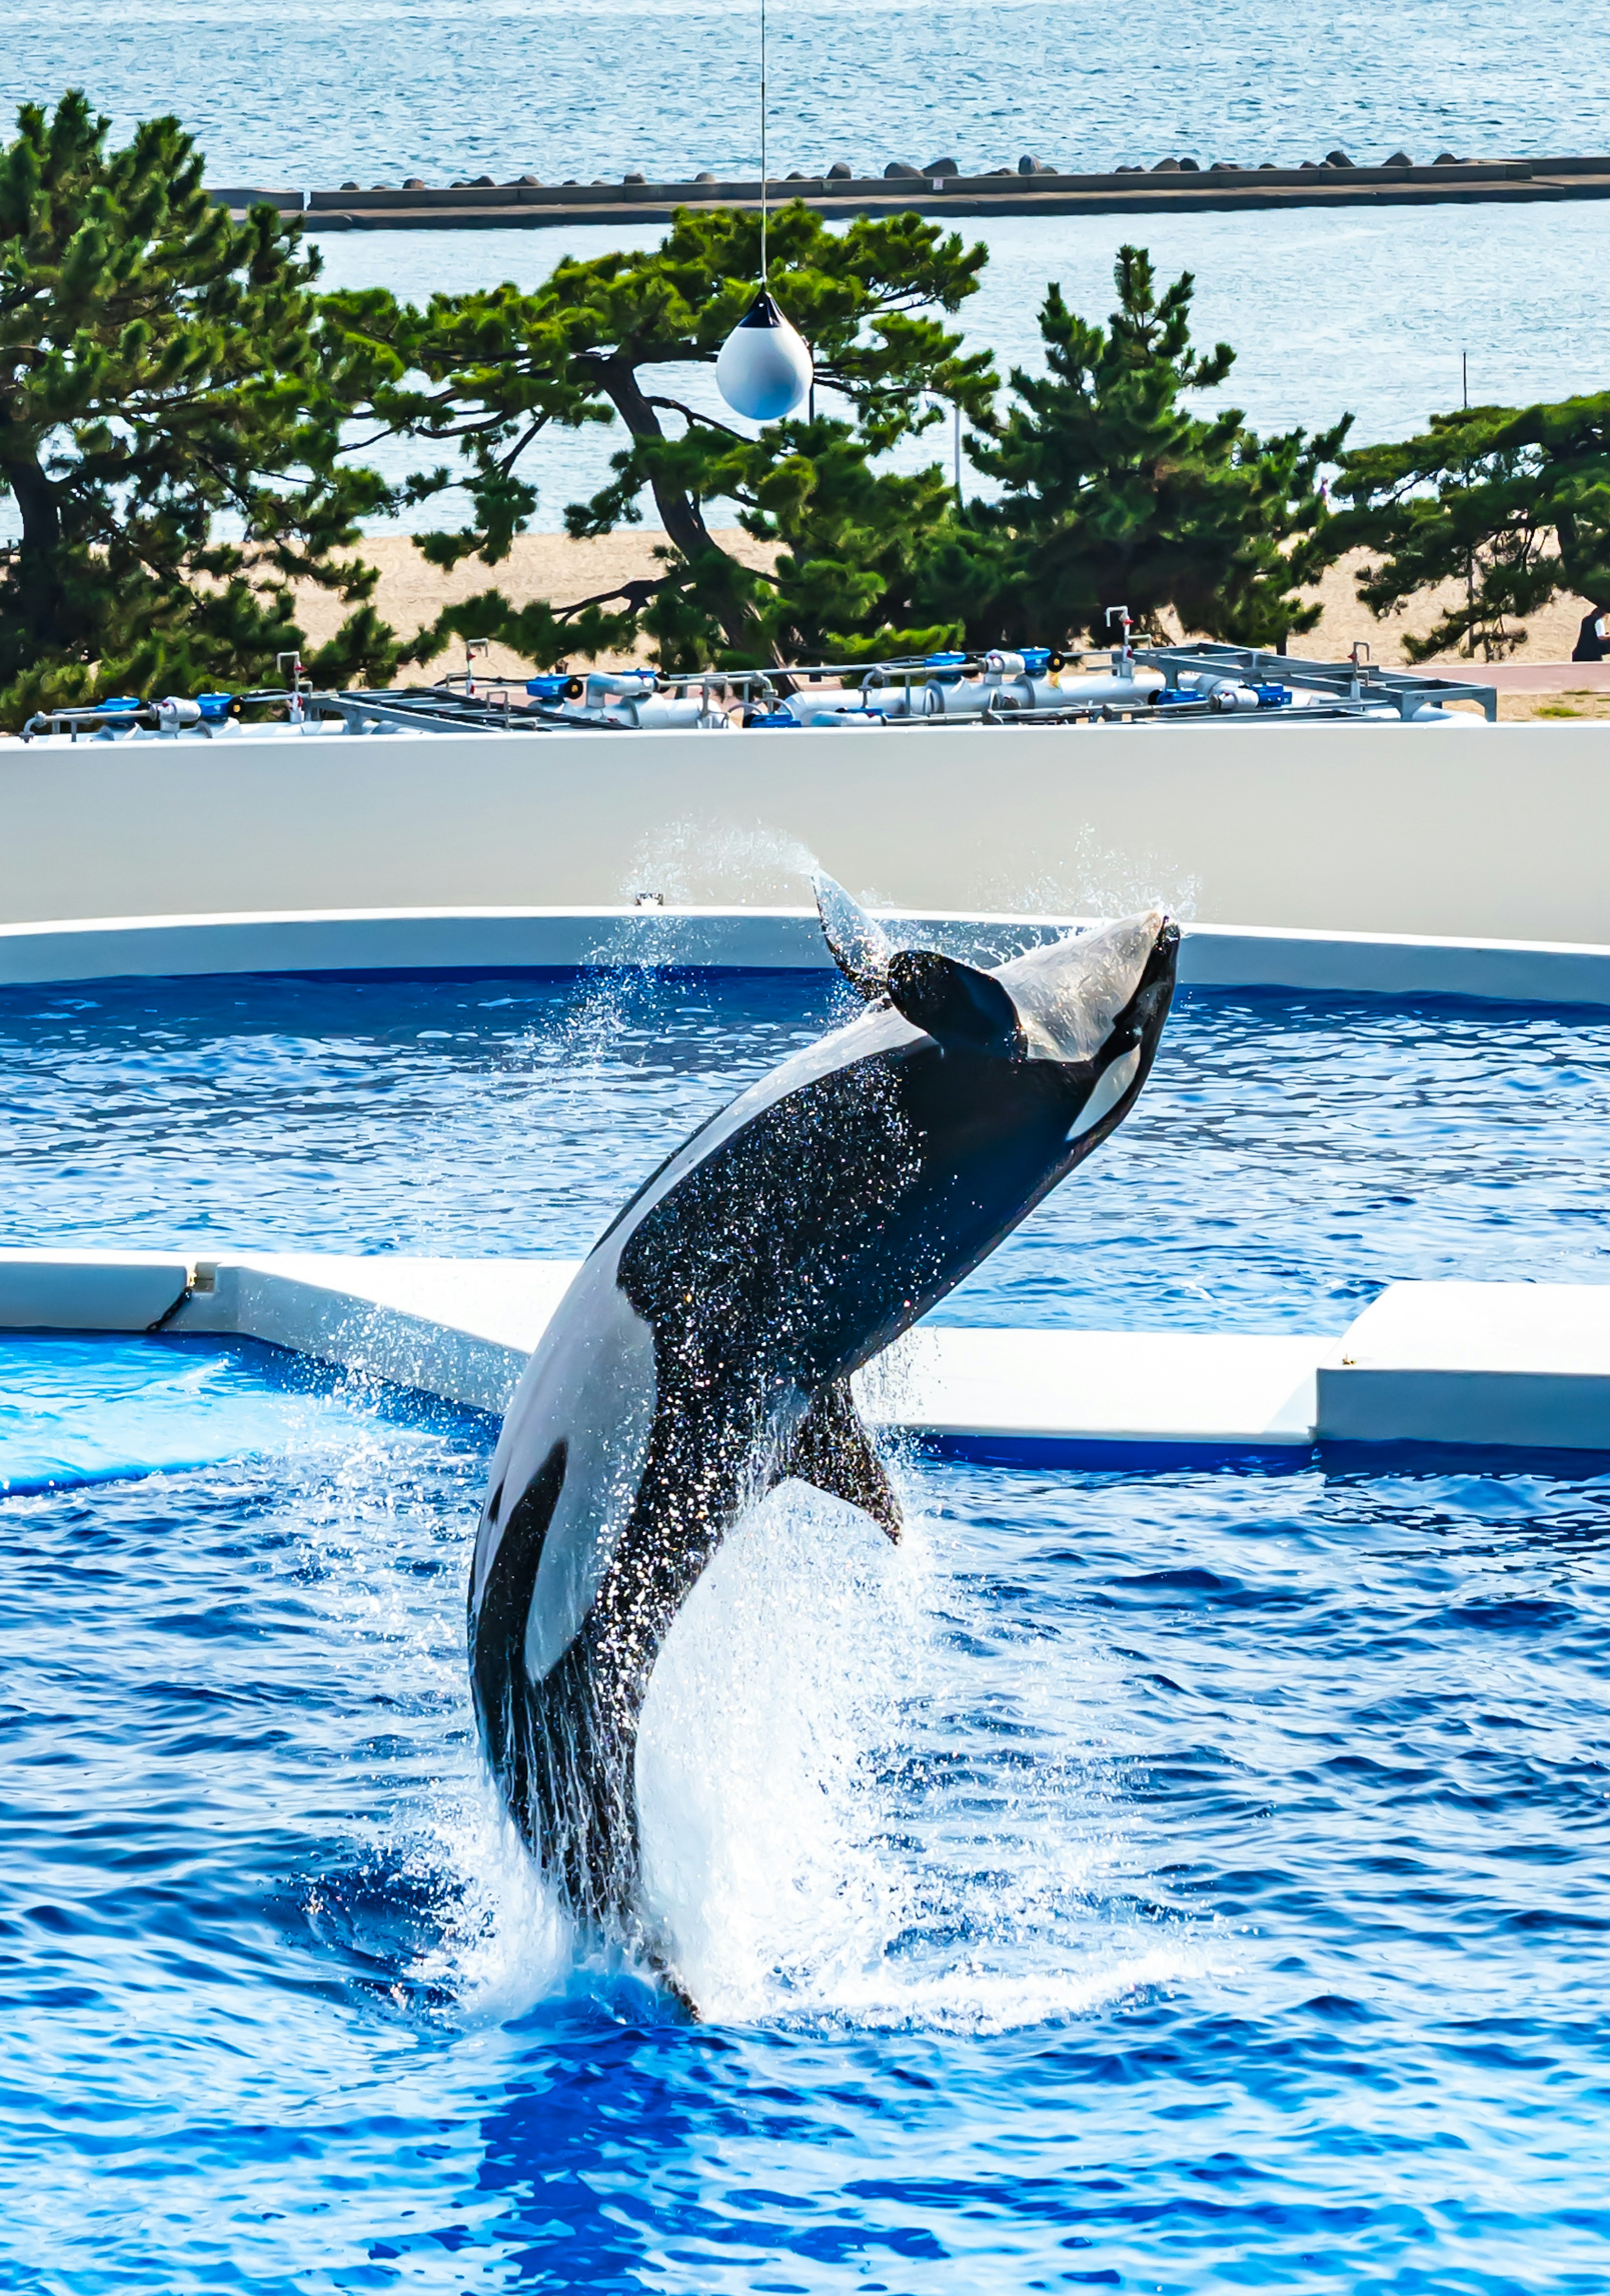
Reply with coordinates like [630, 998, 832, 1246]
[634, 1481, 920, 2020]
[621, 818, 824, 911]
[398, 1784, 576, 2026]
[252, 1198, 1208, 2040]
[633, 1476, 1212, 2029]
[961, 828, 1202, 926]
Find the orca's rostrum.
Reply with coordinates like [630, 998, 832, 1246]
[468, 877, 1179, 1979]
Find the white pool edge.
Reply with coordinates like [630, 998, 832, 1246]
[0, 905, 1609, 1005]
[3, 1251, 1610, 1461]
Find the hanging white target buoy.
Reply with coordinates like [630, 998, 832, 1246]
[716, 288, 813, 421]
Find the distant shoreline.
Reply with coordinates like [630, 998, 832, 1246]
[218, 153, 1610, 232]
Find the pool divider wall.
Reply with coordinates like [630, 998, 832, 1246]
[0, 1250, 192, 1331]
[6, 718, 1610, 947]
[1316, 1282, 1610, 1449]
[4, 1249, 1610, 1461]
[2, 907, 1610, 1006]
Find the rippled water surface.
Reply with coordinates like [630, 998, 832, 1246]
[5, 1354, 1608, 2291]
[5, 0, 1603, 189]
[4, 967, 1610, 2289]
[2, 966, 1608, 1328]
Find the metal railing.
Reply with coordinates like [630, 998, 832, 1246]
[15, 639, 1501, 742]
[1134, 640, 1499, 722]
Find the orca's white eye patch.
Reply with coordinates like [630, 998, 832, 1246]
[1065, 1046, 1142, 1143]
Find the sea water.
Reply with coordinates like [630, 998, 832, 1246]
[3, 967, 1610, 2288]
[4, 2, 1609, 551]
[5, 0, 1604, 194]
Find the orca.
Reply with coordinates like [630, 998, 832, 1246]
[467, 879, 1180, 1983]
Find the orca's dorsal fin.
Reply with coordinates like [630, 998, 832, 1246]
[813, 871, 894, 1002]
[886, 948, 1025, 1060]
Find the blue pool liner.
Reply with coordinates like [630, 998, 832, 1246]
[0, 1333, 374, 1494]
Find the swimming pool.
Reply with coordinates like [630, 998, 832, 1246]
[3, 968, 1608, 2290]
[2, 967, 1609, 1331]
[3, 1345, 1606, 2291]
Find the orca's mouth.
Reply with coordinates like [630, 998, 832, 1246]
[1127, 917, 1180, 1009]
[1132, 918, 1181, 1027]
[1098, 916, 1180, 1068]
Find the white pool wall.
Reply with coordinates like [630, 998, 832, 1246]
[0, 906, 1607, 1007]
[4, 717, 1608, 946]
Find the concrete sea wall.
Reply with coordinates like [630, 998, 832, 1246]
[218, 154, 1610, 231]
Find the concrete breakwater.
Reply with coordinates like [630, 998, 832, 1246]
[214, 151, 1610, 230]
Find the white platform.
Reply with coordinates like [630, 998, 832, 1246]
[0, 1250, 194, 1331]
[4, 1250, 1610, 1460]
[857, 1325, 1324, 1453]
[1317, 1281, 1610, 1450]
[172, 1252, 576, 1413]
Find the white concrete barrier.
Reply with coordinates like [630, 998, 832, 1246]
[1317, 1282, 1610, 1450]
[4, 1246, 1321, 1453]
[0, 906, 835, 988]
[5, 1249, 1610, 1460]
[859, 1327, 1326, 1453]
[6, 717, 1610, 945]
[176, 1252, 577, 1415]
[0, 1251, 192, 1331]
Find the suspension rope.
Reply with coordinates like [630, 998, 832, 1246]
[759, 0, 769, 283]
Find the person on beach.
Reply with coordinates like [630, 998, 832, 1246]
[1572, 607, 1610, 661]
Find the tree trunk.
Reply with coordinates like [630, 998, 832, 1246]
[590, 355, 771, 661]
[0, 433, 65, 646]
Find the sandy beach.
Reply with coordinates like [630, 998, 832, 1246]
[297, 529, 778, 685]
[299, 531, 1607, 721]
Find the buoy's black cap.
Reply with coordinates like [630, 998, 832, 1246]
[738, 288, 785, 328]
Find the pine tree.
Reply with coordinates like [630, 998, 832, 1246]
[1318, 395, 1610, 659]
[325, 202, 996, 667]
[947, 247, 1346, 651]
[0, 91, 395, 723]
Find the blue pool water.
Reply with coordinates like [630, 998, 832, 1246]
[5, 1360, 1609, 2291]
[2, 968, 1608, 1331]
[0, 1332, 384, 1493]
[4, 968, 1610, 2289]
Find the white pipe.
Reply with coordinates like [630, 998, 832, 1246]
[1055, 669, 1166, 704]
[587, 671, 658, 703]
[604, 695, 713, 729]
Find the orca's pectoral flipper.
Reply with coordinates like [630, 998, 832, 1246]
[813, 874, 1026, 1064]
[779, 1375, 902, 1542]
[812, 871, 894, 1003]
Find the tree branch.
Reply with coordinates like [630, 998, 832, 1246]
[642, 396, 749, 443]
